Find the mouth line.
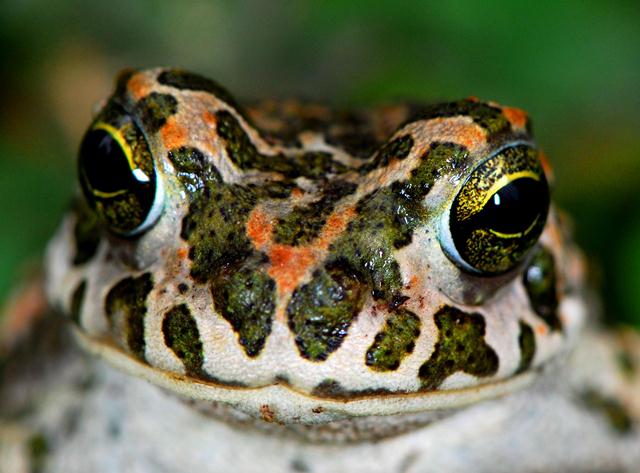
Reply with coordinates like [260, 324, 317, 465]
[74, 326, 536, 425]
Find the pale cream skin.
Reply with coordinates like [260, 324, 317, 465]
[1, 68, 639, 472]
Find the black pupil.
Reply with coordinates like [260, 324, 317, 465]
[477, 177, 549, 234]
[79, 129, 144, 193]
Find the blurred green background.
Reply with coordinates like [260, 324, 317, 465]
[1, 0, 638, 327]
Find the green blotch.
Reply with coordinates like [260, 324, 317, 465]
[617, 349, 636, 379]
[523, 246, 561, 331]
[310, 378, 391, 399]
[366, 308, 421, 371]
[70, 280, 87, 325]
[29, 433, 48, 473]
[581, 389, 634, 434]
[105, 273, 154, 360]
[168, 146, 222, 195]
[327, 142, 468, 301]
[516, 320, 536, 374]
[325, 128, 379, 159]
[418, 306, 499, 391]
[72, 199, 101, 265]
[358, 134, 414, 174]
[287, 265, 366, 361]
[157, 68, 241, 112]
[408, 99, 511, 138]
[311, 379, 349, 398]
[215, 110, 347, 179]
[273, 180, 357, 246]
[182, 182, 259, 283]
[212, 261, 275, 357]
[135, 92, 178, 132]
[162, 304, 204, 377]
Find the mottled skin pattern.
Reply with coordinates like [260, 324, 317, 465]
[1, 68, 639, 472]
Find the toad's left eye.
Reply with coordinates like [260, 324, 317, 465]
[78, 110, 162, 236]
[443, 144, 550, 275]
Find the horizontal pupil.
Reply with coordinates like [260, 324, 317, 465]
[80, 129, 135, 194]
[478, 177, 547, 235]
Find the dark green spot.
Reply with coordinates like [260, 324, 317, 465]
[358, 135, 414, 174]
[70, 280, 87, 325]
[617, 349, 636, 379]
[311, 379, 348, 398]
[29, 433, 48, 473]
[287, 265, 366, 361]
[157, 69, 241, 111]
[72, 199, 101, 265]
[162, 304, 204, 377]
[418, 306, 499, 390]
[310, 378, 391, 399]
[524, 246, 561, 331]
[516, 320, 536, 374]
[366, 309, 421, 371]
[105, 273, 154, 360]
[290, 458, 310, 473]
[216, 110, 347, 179]
[182, 182, 258, 283]
[273, 180, 357, 245]
[408, 99, 511, 139]
[212, 261, 275, 357]
[581, 389, 634, 434]
[135, 92, 178, 132]
[168, 146, 222, 196]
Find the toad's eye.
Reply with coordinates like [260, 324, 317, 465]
[443, 144, 550, 275]
[78, 113, 162, 236]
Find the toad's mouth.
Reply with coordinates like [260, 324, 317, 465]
[74, 326, 536, 426]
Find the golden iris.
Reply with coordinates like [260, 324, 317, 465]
[448, 144, 550, 274]
[78, 102, 158, 236]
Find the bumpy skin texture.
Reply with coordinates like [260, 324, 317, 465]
[45, 69, 588, 422]
[1, 67, 639, 472]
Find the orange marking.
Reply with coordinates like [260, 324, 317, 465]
[316, 206, 356, 247]
[502, 106, 528, 130]
[457, 123, 486, 150]
[424, 117, 487, 151]
[246, 204, 357, 300]
[536, 324, 549, 336]
[203, 110, 217, 127]
[127, 73, 151, 100]
[267, 245, 316, 297]
[161, 117, 187, 150]
[177, 247, 188, 259]
[291, 187, 305, 199]
[405, 275, 419, 290]
[246, 208, 273, 250]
